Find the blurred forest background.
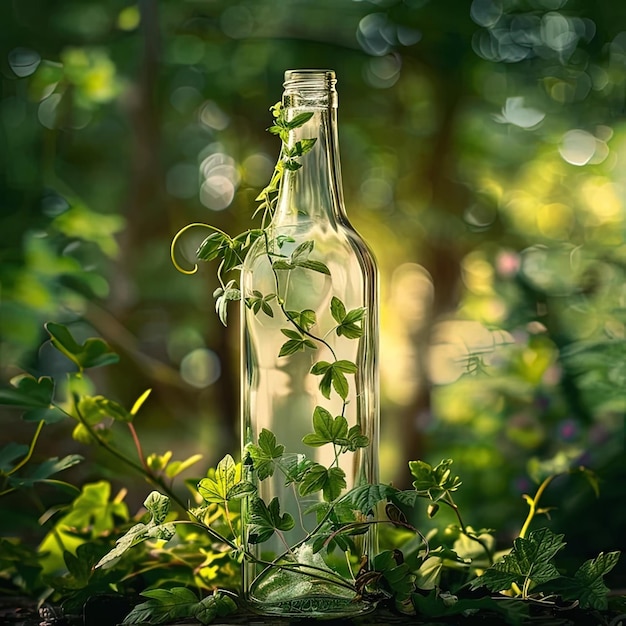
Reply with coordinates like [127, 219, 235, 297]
[1, 0, 625, 574]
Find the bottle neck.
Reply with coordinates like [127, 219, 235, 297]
[274, 71, 346, 227]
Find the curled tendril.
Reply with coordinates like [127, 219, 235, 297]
[170, 223, 229, 275]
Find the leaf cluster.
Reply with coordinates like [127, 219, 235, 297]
[123, 588, 236, 625]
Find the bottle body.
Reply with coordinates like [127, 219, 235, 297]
[240, 70, 379, 618]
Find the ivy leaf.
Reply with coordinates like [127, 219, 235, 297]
[540, 551, 621, 610]
[245, 290, 276, 318]
[246, 429, 284, 480]
[409, 459, 462, 502]
[299, 463, 346, 502]
[340, 483, 398, 515]
[283, 454, 314, 485]
[471, 527, 566, 593]
[122, 588, 237, 625]
[272, 240, 330, 276]
[213, 280, 241, 326]
[96, 491, 174, 569]
[45, 322, 119, 370]
[330, 297, 366, 339]
[310, 360, 357, 400]
[278, 328, 317, 357]
[339, 425, 369, 451]
[302, 406, 348, 447]
[286, 309, 316, 331]
[247, 497, 295, 544]
[198, 455, 253, 503]
[372, 551, 415, 602]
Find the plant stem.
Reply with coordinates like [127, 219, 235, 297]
[127, 422, 148, 470]
[68, 397, 189, 515]
[518, 475, 555, 539]
[263, 231, 338, 360]
[7, 420, 45, 476]
[442, 493, 494, 565]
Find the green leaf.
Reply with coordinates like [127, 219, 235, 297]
[333, 360, 358, 373]
[272, 259, 294, 271]
[0, 443, 29, 472]
[291, 240, 314, 264]
[409, 459, 462, 502]
[286, 111, 314, 129]
[45, 322, 119, 370]
[283, 454, 314, 485]
[471, 527, 566, 594]
[213, 280, 241, 327]
[298, 259, 331, 275]
[0, 375, 55, 409]
[543, 551, 621, 610]
[299, 464, 346, 502]
[96, 491, 174, 569]
[330, 297, 365, 338]
[276, 235, 295, 248]
[194, 591, 238, 625]
[144, 491, 171, 525]
[286, 309, 316, 331]
[164, 453, 203, 479]
[22, 407, 66, 424]
[278, 328, 317, 357]
[310, 360, 356, 400]
[8, 454, 83, 488]
[330, 297, 346, 323]
[248, 497, 295, 544]
[247, 429, 284, 480]
[77, 395, 132, 424]
[412, 590, 529, 625]
[340, 425, 369, 451]
[340, 483, 398, 515]
[122, 588, 236, 625]
[198, 454, 245, 503]
[196, 231, 229, 262]
[245, 290, 276, 318]
[302, 406, 348, 447]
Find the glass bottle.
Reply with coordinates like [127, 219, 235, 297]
[240, 69, 379, 618]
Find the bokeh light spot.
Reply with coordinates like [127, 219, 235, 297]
[8, 47, 41, 78]
[180, 348, 221, 388]
[559, 129, 597, 166]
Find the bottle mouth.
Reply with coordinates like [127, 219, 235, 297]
[283, 70, 337, 107]
[284, 69, 336, 88]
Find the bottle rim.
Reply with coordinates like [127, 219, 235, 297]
[283, 69, 337, 92]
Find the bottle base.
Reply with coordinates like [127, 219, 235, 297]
[246, 595, 376, 619]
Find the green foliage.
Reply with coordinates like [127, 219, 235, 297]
[545, 551, 621, 611]
[245, 429, 284, 480]
[197, 455, 254, 505]
[247, 497, 295, 544]
[310, 359, 358, 400]
[409, 459, 462, 502]
[471, 528, 566, 596]
[122, 588, 237, 625]
[330, 297, 366, 339]
[45, 322, 119, 371]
